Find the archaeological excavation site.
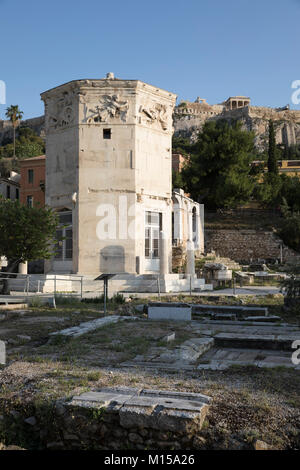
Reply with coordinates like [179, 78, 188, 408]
[1, 0, 300, 456]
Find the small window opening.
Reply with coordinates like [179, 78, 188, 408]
[103, 129, 111, 139]
[28, 169, 34, 183]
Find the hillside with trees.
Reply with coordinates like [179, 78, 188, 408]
[0, 125, 45, 176]
[173, 119, 300, 252]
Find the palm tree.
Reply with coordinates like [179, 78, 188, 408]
[5, 105, 24, 158]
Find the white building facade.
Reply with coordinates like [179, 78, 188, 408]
[172, 188, 204, 254]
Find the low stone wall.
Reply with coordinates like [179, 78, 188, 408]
[205, 229, 299, 263]
[0, 387, 210, 450]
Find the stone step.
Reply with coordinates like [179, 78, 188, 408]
[197, 360, 298, 371]
[244, 315, 281, 323]
[211, 313, 237, 321]
[192, 304, 268, 317]
[214, 332, 298, 351]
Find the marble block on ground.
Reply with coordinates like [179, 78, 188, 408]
[68, 387, 211, 432]
[148, 302, 191, 321]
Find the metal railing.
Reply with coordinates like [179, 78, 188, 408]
[0, 273, 84, 298]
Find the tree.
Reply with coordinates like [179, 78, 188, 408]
[172, 135, 195, 156]
[5, 105, 24, 158]
[172, 170, 185, 190]
[0, 199, 58, 292]
[267, 120, 278, 175]
[278, 214, 300, 253]
[255, 172, 283, 208]
[0, 127, 45, 167]
[280, 176, 300, 212]
[182, 120, 256, 209]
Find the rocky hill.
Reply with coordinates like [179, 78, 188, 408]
[173, 98, 300, 152]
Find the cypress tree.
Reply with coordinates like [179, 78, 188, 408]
[267, 120, 278, 174]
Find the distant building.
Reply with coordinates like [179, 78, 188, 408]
[277, 160, 300, 176]
[172, 188, 204, 253]
[222, 96, 251, 110]
[20, 155, 45, 207]
[0, 171, 20, 200]
[172, 153, 189, 173]
[252, 159, 300, 178]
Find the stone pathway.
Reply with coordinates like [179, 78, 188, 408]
[122, 337, 214, 369]
[197, 347, 296, 370]
[49, 315, 138, 339]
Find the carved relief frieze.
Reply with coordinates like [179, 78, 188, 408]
[46, 91, 75, 131]
[139, 103, 169, 131]
[84, 94, 129, 123]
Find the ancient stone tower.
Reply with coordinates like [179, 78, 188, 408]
[41, 74, 177, 275]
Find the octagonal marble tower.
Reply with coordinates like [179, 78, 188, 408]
[41, 74, 177, 275]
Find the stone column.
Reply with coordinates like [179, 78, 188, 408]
[194, 206, 201, 251]
[187, 202, 193, 242]
[186, 240, 195, 276]
[18, 261, 28, 275]
[159, 230, 169, 275]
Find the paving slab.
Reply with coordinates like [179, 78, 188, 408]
[49, 315, 138, 339]
[141, 389, 211, 404]
[128, 337, 214, 367]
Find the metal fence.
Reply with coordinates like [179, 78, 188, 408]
[0, 273, 84, 298]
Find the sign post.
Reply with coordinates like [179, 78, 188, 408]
[94, 274, 116, 316]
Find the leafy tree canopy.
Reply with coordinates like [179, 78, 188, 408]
[280, 176, 300, 212]
[5, 105, 23, 127]
[181, 120, 256, 209]
[172, 170, 185, 191]
[255, 173, 283, 208]
[278, 213, 300, 253]
[0, 198, 58, 272]
[255, 173, 300, 211]
[172, 135, 195, 156]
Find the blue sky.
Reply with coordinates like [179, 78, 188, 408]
[0, 0, 299, 119]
